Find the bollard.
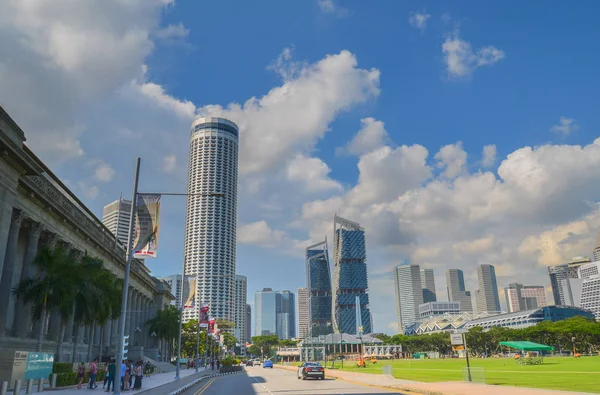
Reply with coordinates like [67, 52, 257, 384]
[50, 374, 57, 388]
[0, 381, 7, 395]
[13, 380, 21, 395]
[37, 378, 44, 392]
[26, 378, 33, 394]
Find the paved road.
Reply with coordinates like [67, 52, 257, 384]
[183, 366, 408, 395]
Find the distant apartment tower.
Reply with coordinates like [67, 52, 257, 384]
[549, 257, 591, 305]
[505, 283, 547, 312]
[246, 305, 251, 341]
[306, 239, 333, 336]
[159, 274, 183, 306]
[419, 301, 461, 319]
[332, 215, 372, 334]
[421, 269, 437, 303]
[102, 198, 133, 247]
[254, 288, 295, 339]
[394, 265, 424, 333]
[297, 287, 310, 339]
[475, 264, 501, 314]
[234, 276, 247, 343]
[445, 269, 473, 312]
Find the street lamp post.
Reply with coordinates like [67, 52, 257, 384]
[114, 157, 224, 392]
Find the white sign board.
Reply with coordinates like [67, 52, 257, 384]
[450, 333, 464, 346]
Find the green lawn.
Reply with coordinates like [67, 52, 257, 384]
[292, 357, 600, 393]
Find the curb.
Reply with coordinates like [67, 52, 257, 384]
[168, 370, 243, 395]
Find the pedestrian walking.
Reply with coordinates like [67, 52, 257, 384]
[144, 361, 151, 377]
[133, 362, 143, 390]
[103, 363, 109, 389]
[120, 360, 126, 390]
[88, 358, 98, 389]
[210, 359, 214, 370]
[216, 359, 220, 370]
[123, 361, 131, 391]
[76, 362, 86, 389]
[105, 360, 116, 392]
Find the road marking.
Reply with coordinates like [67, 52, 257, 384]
[193, 378, 215, 395]
[252, 376, 274, 395]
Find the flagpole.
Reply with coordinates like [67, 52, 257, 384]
[114, 158, 141, 395]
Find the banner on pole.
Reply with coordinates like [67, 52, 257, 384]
[199, 303, 209, 327]
[133, 194, 161, 258]
[208, 318, 215, 334]
[183, 277, 197, 309]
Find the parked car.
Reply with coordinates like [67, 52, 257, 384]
[252, 359, 261, 366]
[297, 362, 325, 380]
[263, 360, 273, 368]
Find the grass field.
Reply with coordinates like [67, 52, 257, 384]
[292, 357, 600, 393]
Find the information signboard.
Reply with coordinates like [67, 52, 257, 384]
[451, 333, 464, 346]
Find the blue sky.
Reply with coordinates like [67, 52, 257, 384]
[2, 0, 600, 334]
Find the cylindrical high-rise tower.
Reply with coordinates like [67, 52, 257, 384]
[183, 117, 238, 323]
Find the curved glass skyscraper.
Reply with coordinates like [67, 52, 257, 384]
[332, 215, 372, 334]
[306, 239, 333, 337]
[183, 117, 238, 322]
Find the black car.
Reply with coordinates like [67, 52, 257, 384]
[297, 362, 325, 380]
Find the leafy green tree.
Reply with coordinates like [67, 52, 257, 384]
[250, 334, 279, 358]
[146, 305, 180, 361]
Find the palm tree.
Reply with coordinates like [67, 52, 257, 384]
[13, 246, 77, 353]
[70, 255, 115, 363]
[146, 306, 179, 361]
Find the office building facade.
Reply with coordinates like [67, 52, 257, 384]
[505, 283, 546, 313]
[332, 215, 372, 334]
[475, 264, 501, 314]
[254, 288, 295, 339]
[246, 305, 252, 342]
[297, 287, 310, 339]
[446, 269, 473, 312]
[418, 301, 461, 319]
[421, 269, 437, 303]
[159, 274, 183, 306]
[549, 257, 592, 306]
[578, 262, 600, 319]
[101, 198, 133, 248]
[394, 265, 424, 333]
[234, 275, 247, 343]
[306, 239, 333, 336]
[182, 117, 238, 322]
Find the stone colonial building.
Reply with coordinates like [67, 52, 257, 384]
[0, 106, 173, 362]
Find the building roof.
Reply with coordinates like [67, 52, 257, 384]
[409, 312, 492, 335]
[499, 341, 554, 351]
[300, 333, 382, 345]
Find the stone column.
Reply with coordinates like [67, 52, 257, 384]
[110, 319, 119, 348]
[14, 222, 42, 337]
[0, 209, 25, 334]
[132, 292, 141, 344]
[140, 298, 148, 346]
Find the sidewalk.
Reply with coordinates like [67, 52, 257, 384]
[275, 365, 594, 395]
[32, 366, 207, 395]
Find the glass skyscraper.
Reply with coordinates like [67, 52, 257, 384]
[254, 288, 296, 339]
[306, 240, 333, 336]
[332, 215, 372, 334]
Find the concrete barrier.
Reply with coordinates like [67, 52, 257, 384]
[50, 374, 57, 388]
[26, 378, 33, 394]
[37, 378, 44, 392]
[0, 381, 7, 395]
[14, 380, 21, 394]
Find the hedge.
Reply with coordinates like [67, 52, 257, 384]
[52, 363, 73, 374]
[50, 365, 107, 387]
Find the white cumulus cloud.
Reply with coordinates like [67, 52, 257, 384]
[442, 31, 505, 78]
[482, 144, 497, 168]
[550, 116, 578, 135]
[337, 117, 389, 156]
[409, 11, 431, 31]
